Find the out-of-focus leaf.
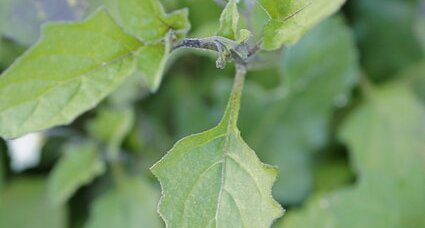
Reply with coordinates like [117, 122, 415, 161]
[0, 178, 67, 228]
[401, 61, 425, 104]
[108, 71, 147, 107]
[0, 0, 101, 46]
[104, 0, 190, 43]
[241, 16, 358, 204]
[86, 107, 134, 158]
[0, 10, 141, 139]
[312, 159, 353, 194]
[260, 0, 346, 50]
[85, 177, 162, 228]
[217, 0, 239, 40]
[279, 83, 425, 228]
[48, 142, 105, 205]
[349, 0, 424, 80]
[0, 37, 24, 71]
[176, 0, 221, 35]
[151, 74, 283, 227]
[0, 144, 4, 190]
[415, 2, 425, 52]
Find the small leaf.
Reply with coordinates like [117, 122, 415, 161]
[0, 178, 67, 228]
[85, 177, 162, 228]
[278, 84, 425, 228]
[86, 107, 135, 159]
[217, 0, 240, 40]
[104, 0, 190, 43]
[151, 73, 283, 227]
[0, 9, 142, 139]
[48, 142, 105, 205]
[260, 0, 346, 50]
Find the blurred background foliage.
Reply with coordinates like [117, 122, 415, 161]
[0, 0, 424, 227]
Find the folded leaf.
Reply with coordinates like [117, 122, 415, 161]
[260, 0, 345, 50]
[151, 72, 283, 227]
[0, 9, 142, 139]
[48, 142, 105, 205]
[104, 0, 190, 43]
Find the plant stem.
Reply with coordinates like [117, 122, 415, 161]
[222, 63, 247, 130]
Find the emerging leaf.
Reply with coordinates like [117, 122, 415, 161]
[151, 72, 284, 228]
[0, 9, 142, 139]
[217, 0, 240, 40]
[48, 142, 106, 205]
[260, 0, 345, 50]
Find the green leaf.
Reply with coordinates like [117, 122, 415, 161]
[278, 84, 425, 228]
[0, 178, 67, 228]
[151, 72, 283, 228]
[104, 0, 190, 43]
[416, 6, 425, 52]
[48, 142, 106, 205]
[217, 0, 239, 40]
[0, 144, 4, 190]
[86, 107, 134, 159]
[0, 9, 142, 139]
[85, 177, 162, 228]
[403, 61, 425, 104]
[137, 36, 172, 92]
[260, 0, 346, 50]
[349, 0, 424, 80]
[243, 16, 358, 204]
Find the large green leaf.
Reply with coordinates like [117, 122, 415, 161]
[0, 178, 67, 228]
[48, 142, 106, 205]
[104, 0, 190, 43]
[0, 9, 142, 139]
[151, 71, 283, 227]
[278, 83, 425, 227]
[85, 177, 162, 228]
[242, 16, 358, 204]
[260, 0, 346, 50]
[104, 0, 190, 92]
[349, 0, 424, 80]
